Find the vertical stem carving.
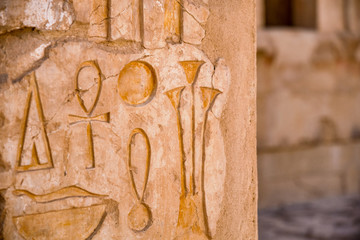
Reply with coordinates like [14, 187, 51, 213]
[179, 61, 204, 195]
[87, 122, 95, 169]
[168, 62, 221, 240]
[199, 87, 221, 236]
[164, 0, 182, 43]
[165, 86, 187, 196]
[138, 0, 144, 45]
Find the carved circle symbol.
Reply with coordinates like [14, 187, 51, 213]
[128, 203, 152, 232]
[118, 61, 157, 106]
[127, 128, 152, 232]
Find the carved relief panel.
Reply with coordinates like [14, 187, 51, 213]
[0, 0, 248, 239]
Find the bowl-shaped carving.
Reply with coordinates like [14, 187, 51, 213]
[13, 204, 106, 240]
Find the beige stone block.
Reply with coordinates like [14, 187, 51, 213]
[110, 0, 141, 42]
[142, 0, 166, 48]
[142, 0, 210, 48]
[183, 0, 210, 24]
[88, 0, 109, 41]
[183, 11, 205, 45]
[73, 0, 92, 23]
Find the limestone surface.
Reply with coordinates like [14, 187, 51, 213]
[0, 0, 257, 239]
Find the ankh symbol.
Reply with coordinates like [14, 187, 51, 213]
[68, 61, 110, 169]
[127, 128, 152, 232]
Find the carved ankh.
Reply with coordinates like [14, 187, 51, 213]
[68, 60, 110, 169]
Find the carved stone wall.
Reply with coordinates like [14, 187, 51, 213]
[0, 0, 257, 239]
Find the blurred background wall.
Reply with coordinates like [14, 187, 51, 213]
[257, 1, 360, 239]
[257, 0, 360, 208]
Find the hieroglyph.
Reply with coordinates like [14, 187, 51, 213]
[166, 62, 222, 239]
[68, 61, 110, 169]
[16, 72, 54, 172]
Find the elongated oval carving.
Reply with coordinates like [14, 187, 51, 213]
[127, 128, 152, 232]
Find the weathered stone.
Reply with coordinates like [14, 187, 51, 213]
[1, 42, 230, 239]
[72, 0, 91, 23]
[110, 0, 141, 42]
[183, 11, 205, 45]
[183, 0, 210, 24]
[88, 0, 109, 41]
[182, 0, 208, 45]
[142, 0, 166, 49]
[0, 0, 257, 239]
[0, 31, 51, 83]
[0, 0, 75, 34]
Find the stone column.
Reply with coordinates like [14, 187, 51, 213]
[345, 0, 360, 35]
[317, 0, 345, 32]
[0, 0, 257, 239]
[257, 0, 265, 29]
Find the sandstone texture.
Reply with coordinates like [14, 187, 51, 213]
[0, 0, 75, 34]
[0, 0, 257, 239]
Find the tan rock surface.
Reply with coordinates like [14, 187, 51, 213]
[0, 0, 257, 239]
[0, 0, 75, 34]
